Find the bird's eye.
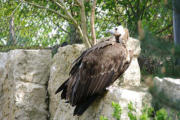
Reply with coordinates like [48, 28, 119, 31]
[115, 28, 118, 31]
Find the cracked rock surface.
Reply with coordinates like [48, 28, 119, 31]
[0, 50, 51, 120]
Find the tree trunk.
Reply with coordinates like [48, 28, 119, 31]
[173, 7, 180, 45]
[173, 0, 180, 65]
[69, 24, 82, 44]
[91, 0, 97, 45]
[78, 0, 92, 47]
[8, 16, 16, 45]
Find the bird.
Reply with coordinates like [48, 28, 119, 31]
[55, 25, 133, 116]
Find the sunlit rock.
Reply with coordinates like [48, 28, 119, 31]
[0, 52, 9, 119]
[152, 77, 180, 109]
[48, 44, 86, 119]
[151, 77, 180, 119]
[53, 86, 151, 120]
[1, 50, 51, 120]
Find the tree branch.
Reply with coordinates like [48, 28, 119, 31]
[74, 0, 82, 6]
[127, 0, 136, 16]
[50, 18, 70, 34]
[91, 0, 97, 45]
[23, 0, 91, 47]
[51, 0, 79, 26]
[156, 22, 173, 34]
[79, 0, 92, 47]
[21, 0, 70, 21]
[9, 3, 22, 17]
[52, 0, 91, 47]
[9, 16, 16, 45]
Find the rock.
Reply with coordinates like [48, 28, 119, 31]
[48, 44, 86, 119]
[119, 57, 141, 87]
[0, 53, 9, 119]
[1, 49, 51, 120]
[127, 37, 141, 57]
[48, 38, 142, 119]
[121, 37, 141, 86]
[53, 86, 152, 120]
[152, 77, 180, 110]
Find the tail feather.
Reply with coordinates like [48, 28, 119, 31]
[73, 95, 98, 116]
[55, 79, 68, 94]
[61, 86, 67, 99]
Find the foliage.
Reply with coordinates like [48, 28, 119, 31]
[0, 0, 173, 47]
[99, 116, 108, 120]
[112, 102, 122, 120]
[128, 102, 137, 120]
[100, 102, 174, 120]
[96, 0, 172, 37]
[0, 45, 47, 52]
[0, 0, 67, 46]
[1, 0, 177, 77]
[140, 31, 180, 78]
[139, 105, 153, 120]
[155, 109, 172, 120]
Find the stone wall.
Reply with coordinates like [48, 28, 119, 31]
[0, 50, 51, 120]
[48, 44, 86, 119]
[151, 77, 180, 119]
[0, 53, 9, 119]
[0, 38, 148, 120]
[0, 39, 179, 120]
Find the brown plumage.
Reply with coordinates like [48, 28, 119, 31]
[55, 26, 133, 116]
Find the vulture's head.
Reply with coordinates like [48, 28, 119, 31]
[107, 26, 129, 44]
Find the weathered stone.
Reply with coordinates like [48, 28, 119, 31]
[121, 37, 141, 86]
[127, 37, 141, 57]
[48, 44, 86, 119]
[53, 86, 152, 120]
[1, 49, 51, 120]
[10, 50, 51, 85]
[119, 57, 141, 86]
[0, 37, 142, 120]
[152, 77, 180, 110]
[0, 53, 9, 119]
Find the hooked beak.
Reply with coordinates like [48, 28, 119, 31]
[106, 30, 115, 34]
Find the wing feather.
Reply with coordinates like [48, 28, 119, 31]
[64, 41, 131, 106]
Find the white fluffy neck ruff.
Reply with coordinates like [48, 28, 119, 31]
[109, 25, 126, 37]
[116, 26, 126, 37]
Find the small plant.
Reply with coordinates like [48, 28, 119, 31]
[128, 102, 137, 120]
[139, 105, 154, 120]
[100, 116, 108, 120]
[155, 108, 171, 120]
[100, 102, 173, 120]
[112, 101, 122, 120]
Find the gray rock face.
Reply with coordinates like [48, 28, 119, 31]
[53, 86, 151, 120]
[0, 50, 51, 120]
[48, 44, 86, 119]
[123, 38, 141, 86]
[119, 57, 141, 86]
[0, 37, 144, 120]
[152, 77, 180, 119]
[114, 37, 141, 87]
[0, 53, 9, 119]
[153, 77, 180, 110]
[48, 38, 143, 120]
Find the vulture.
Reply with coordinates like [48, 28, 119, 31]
[55, 26, 133, 116]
